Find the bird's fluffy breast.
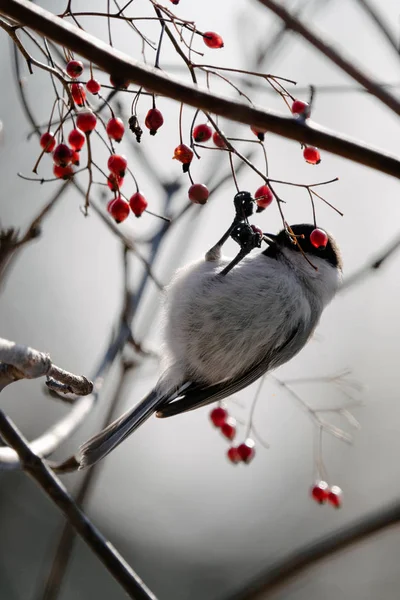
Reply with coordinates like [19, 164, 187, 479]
[160, 253, 312, 387]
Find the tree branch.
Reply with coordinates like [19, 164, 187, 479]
[1, 0, 400, 179]
[229, 497, 400, 600]
[0, 338, 93, 395]
[257, 0, 400, 117]
[0, 410, 157, 600]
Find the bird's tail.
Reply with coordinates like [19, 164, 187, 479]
[78, 389, 162, 469]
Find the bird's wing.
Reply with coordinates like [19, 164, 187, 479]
[157, 321, 309, 418]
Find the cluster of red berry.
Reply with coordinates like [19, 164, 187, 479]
[311, 480, 343, 508]
[209, 406, 256, 464]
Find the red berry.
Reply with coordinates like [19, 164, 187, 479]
[107, 172, 124, 191]
[193, 123, 212, 143]
[188, 183, 209, 205]
[145, 108, 164, 135]
[327, 485, 343, 509]
[250, 125, 267, 141]
[173, 144, 193, 165]
[203, 31, 224, 49]
[129, 192, 148, 217]
[86, 78, 101, 95]
[237, 439, 255, 464]
[53, 164, 74, 180]
[311, 480, 329, 504]
[303, 146, 321, 165]
[210, 406, 228, 427]
[40, 132, 56, 153]
[71, 83, 86, 107]
[66, 60, 84, 79]
[221, 418, 236, 441]
[76, 110, 97, 133]
[53, 143, 73, 167]
[68, 128, 85, 151]
[110, 75, 130, 90]
[108, 154, 128, 177]
[310, 228, 328, 249]
[292, 99, 310, 117]
[169, 0, 179, 3]
[227, 447, 241, 464]
[106, 117, 125, 143]
[255, 185, 273, 209]
[71, 150, 80, 166]
[107, 196, 130, 223]
[212, 131, 227, 148]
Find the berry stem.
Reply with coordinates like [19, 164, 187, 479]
[228, 152, 239, 192]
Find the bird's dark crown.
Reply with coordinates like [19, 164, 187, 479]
[263, 223, 342, 269]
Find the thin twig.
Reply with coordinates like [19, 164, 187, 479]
[257, 0, 400, 117]
[2, 0, 400, 179]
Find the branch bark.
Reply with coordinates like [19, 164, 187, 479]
[0, 338, 93, 395]
[257, 0, 400, 117]
[230, 497, 400, 600]
[1, 0, 400, 179]
[0, 410, 157, 600]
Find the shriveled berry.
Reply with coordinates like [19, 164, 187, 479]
[311, 480, 329, 504]
[106, 117, 125, 143]
[145, 108, 164, 135]
[71, 150, 80, 166]
[221, 418, 236, 441]
[53, 164, 74, 180]
[188, 183, 209, 205]
[53, 143, 73, 167]
[40, 132, 56, 153]
[66, 60, 84, 79]
[203, 31, 224, 49]
[251, 224, 263, 239]
[292, 99, 310, 117]
[173, 144, 193, 166]
[76, 110, 97, 133]
[250, 125, 267, 141]
[71, 83, 86, 107]
[327, 485, 343, 509]
[213, 131, 227, 148]
[68, 128, 85, 151]
[210, 406, 227, 427]
[303, 146, 321, 165]
[128, 115, 143, 143]
[310, 228, 329, 249]
[107, 172, 124, 191]
[108, 154, 128, 177]
[237, 439, 255, 463]
[129, 192, 148, 217]
[193, 123, 212, 143]
[86, 78, 101, 95]
[227, 447, 241, 464]
[107, 196, 130, 223]
[255, 185, 273, 209]
[110, 75, 130, 89]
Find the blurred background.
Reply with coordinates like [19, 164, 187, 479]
[1, 0, 400, 598]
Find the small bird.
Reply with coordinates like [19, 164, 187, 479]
[79, 222, 342, 468]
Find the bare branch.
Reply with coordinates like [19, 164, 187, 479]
[0, 410, 157, 600]
[1, 1, 400, 179]
[257, 0, 400, 117]
[229, 498, 400, 600]
[0, 338, 93, 395]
